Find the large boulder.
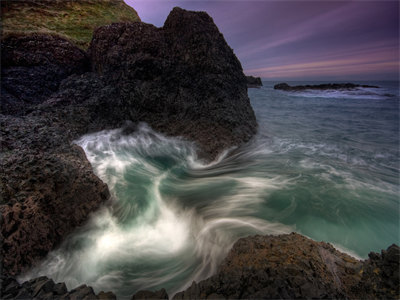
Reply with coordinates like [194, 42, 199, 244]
[89, 7, 257, 158]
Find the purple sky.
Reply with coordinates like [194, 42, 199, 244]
[124, 0, 399, 80]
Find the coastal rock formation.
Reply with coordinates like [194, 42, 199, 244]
[246, 76, 263, 88]
[274, 82, 379, 91]
[0, 113, 110, 276]
[0, 275, 116, 299]
[174, 233, 399, 299]
[1, 7, 257, 276]
[1, 34, 88, 115]
[89, 7, 257, 158]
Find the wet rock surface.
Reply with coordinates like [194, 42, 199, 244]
[246, 76, 262, 88]
[274, 82, 379, 91]
[1, 7, 256, 277]
[173, 233, 399, 299]
[0, 275, 116, 299]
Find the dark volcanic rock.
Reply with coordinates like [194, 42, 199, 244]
[132, 288, 169, 299]
[1, 34, 88, 115]
[274, 82, 379, 91]
[173, 233, 399, 299]
[0, 275, 116, 300]
[354, 244, 400, 299]
[0, 114, 110, 276]
[246, 76, 262, 88]
[1, 7, 257, 277]
[89, 7, 257, 159]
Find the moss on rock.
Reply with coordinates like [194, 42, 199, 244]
[1, 0, 140, 48]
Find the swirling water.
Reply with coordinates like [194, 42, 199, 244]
[21, 81, 399, 298]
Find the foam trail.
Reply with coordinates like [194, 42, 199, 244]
[19, 123, 292, 299]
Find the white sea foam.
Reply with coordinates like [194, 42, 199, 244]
[286, 87, 395, 100]
[20, 124, 292, 298]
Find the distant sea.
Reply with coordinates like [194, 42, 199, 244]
[21, 81, 400, 299]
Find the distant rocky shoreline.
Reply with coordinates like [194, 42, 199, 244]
[246, 75, 263, 88]
[274, 82, 380, 91]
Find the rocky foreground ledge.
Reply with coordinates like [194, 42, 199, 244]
[1, 233, 399, 299]
[274, 82, 379, 91]
[1, 7, 256, 277]
[173, 233, 399, 299]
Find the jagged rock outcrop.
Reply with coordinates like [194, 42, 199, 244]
[246, 76, 262, 88]
[89, 7, 257, 158]
[0, 275, 116, 299]
[173, 233, 399, 299]
[274, 82, 379, 91]
[1, 7, 257, 276]
[355, 244, 400, 299]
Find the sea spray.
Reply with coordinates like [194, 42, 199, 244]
[20, 123, 292, 298]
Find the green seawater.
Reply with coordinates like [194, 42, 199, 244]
[20, 81, 400, 299]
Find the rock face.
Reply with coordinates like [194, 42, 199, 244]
[89, 7, 257, 158]
[1, 34, 88, 115]
[0, 275, 116, 300]
[357, 244, 400, 299]
[246, 76, 263, 88]
[274, 82, 379, 91]
[132, 289, 169, 300]
[1, 7, 257, 276]
[0, 113, 110, 276]
[173, 233, 399, 299]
